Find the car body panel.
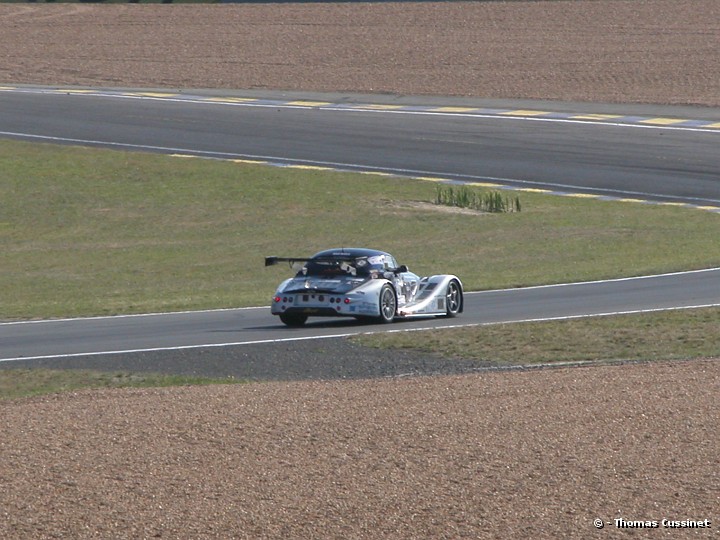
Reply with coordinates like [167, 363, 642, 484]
[267, 248, 463, 325]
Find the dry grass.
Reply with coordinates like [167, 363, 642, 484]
[357, 307, 720, 366]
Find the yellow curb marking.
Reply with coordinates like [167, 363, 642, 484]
[570, 113, 623, 120]
[231, 159, 268, 165]
[500, 110, 551, 117]
[640, 118, 688, 126]
[519, 188, 553, 194]
[358, 171, 394, 177]
[287, 165, 334, 171]
[564, 193, 602, 199]
[431, 107, 479, 113]
[286, 100, 332, 107]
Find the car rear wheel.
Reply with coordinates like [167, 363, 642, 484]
[444, 280, 462, 317]
[376, 284, 397, 324]
[280, 313, 308, 327]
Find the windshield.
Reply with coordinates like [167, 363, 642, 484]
[298, 254, 394, 278]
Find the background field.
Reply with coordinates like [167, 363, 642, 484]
[1, 1, 718, 106]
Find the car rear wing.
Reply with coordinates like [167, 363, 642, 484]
[265, 255, 371, 267]
[264, 256, 313, 267]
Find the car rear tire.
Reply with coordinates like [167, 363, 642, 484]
[280, 313, 308, 327]
[376, 284, 397, 324]
[444, 280, 462, 317]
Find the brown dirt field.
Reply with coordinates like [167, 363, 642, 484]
[2, 360, 719, 539]
[0, 1, 719, 106]
[1, 2, 718, 538]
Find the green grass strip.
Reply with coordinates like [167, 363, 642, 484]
[2, 139, 720, 320]
[354, 307, 720, 366]
[0, 369, 244, 401]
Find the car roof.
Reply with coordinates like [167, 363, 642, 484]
[310, 247, 392, 259]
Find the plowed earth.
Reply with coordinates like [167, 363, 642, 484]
[1, 1, 719, 105]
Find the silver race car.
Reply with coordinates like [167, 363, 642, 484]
[266, 247, 463, 327]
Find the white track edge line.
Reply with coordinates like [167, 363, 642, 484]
[2, 267, 719, 326]
[2, 303, 719, 364]
[465, 266, 720, 294]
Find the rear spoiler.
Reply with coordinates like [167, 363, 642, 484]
[264, 256, 311, 267]
[265, 255, 370, 267]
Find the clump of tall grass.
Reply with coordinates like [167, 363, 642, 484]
[435, 185, 521, 213]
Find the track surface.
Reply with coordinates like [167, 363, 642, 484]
[2, 87, 720, 206]
[1, 88, 719, 376]
[3, 267, 720, 377]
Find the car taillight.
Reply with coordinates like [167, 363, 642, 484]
[274, 296, 282, 303]
[344, 298, 351, 304]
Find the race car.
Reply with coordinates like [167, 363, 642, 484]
[265, 247, 463, 327]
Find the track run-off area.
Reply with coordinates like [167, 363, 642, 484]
[1, 86, 719, 372]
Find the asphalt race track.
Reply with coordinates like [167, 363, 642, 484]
[2, 87, 720, 206]
[1, 87, 719, 378]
